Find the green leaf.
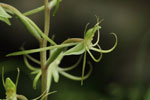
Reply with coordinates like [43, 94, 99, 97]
[25, 17, 56, 44]
[0, 16, 11, 25]
[0, 6, 12, 25]
[0, 6, 12, 18]
[6, 43, 77, 56]
[18, 16, 42, 41]
[64, 42, 86, 56]
[52, 0, 61, 16]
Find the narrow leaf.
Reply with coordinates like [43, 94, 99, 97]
[25, 17, 56, 45]
[0, 6, 12, 25]
[7, 43, 77, 56]
[18, 16, 41, 41]
[52, 0, 61, 16]
[0, 17, 11, 25]
[0, 6, 12, 18]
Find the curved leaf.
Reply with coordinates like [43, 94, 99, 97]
[0, 6, 12, 25]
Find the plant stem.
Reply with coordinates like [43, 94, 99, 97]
[41, 0, 50, 100]
[23, 0, 58, 16]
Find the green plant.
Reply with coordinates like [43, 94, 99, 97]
[2, 68, 56, 100]
[0, 0, 118, 100]
[2, 68, 20, 100]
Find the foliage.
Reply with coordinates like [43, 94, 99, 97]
[0, 0, 117, 100]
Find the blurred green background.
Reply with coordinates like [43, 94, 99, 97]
[0, 0, 149, 100]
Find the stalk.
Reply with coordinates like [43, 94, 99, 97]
[40, 0, 50, 100]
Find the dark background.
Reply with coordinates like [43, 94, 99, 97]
[0, 0, 150, 100]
